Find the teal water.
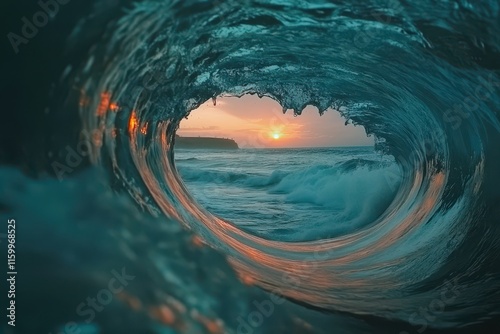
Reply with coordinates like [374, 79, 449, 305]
[175, 147, 399, 241]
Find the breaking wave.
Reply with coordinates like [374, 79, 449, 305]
[49, 0, 500, 330]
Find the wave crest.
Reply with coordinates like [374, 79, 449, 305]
[64, 0, 500, 328]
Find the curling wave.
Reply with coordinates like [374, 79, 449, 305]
[57, 0, 500, 329]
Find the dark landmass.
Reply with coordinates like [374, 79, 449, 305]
[175, 136, 239, 150]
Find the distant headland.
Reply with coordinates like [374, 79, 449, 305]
[175, 136, 239, 150]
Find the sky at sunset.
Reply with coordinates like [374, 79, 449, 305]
[177, 94, 374, 148]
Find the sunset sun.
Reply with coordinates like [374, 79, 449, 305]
[272, 132, 281, 140]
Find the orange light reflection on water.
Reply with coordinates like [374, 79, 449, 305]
[125, 115, 450, 316]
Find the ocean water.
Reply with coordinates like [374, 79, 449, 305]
[2, 0, 500, 333]
[176, 147, 400, 241]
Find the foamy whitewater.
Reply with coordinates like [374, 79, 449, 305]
[2, 0, 500, 333]
[176, 147, 400, 241]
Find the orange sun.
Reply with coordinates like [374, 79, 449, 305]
[272, 133, 281, 140]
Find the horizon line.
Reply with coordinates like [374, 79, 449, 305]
[239, 145, 374, 149]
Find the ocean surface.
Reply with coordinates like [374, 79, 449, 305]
[2, 0, 500, 333]
[176, 147, 400, 241]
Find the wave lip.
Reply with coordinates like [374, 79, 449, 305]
[68, 0, 500, 329]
